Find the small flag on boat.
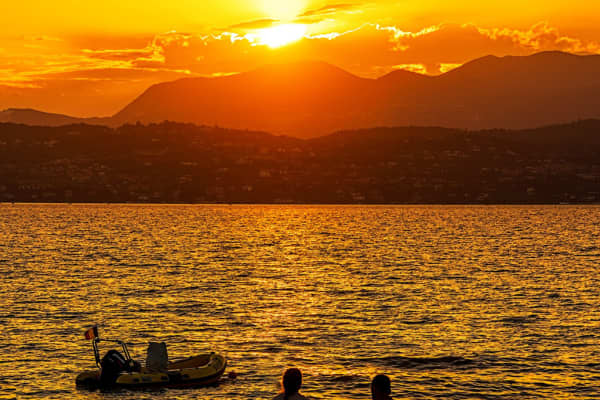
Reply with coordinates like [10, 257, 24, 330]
[84, 325, 98, 340]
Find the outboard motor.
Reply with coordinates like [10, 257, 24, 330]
[99, 350, 128, 387]
[80, 328, 141, 389]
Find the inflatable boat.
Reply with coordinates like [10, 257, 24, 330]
[76, 352, 227, 389]
[76, 328, 226, 390]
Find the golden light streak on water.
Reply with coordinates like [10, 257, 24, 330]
[1, 205, 600, 399]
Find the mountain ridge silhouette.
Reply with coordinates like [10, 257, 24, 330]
[3, 51, 600, 137]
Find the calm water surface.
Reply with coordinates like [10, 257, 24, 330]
[2, 205, 600, 399]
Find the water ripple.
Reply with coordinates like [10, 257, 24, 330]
[2, 204, 600, 399]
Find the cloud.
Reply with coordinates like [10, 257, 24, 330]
[299, 3, 361, 17]
[369, 22, 600, 73]
[9, 21, 599, 84]
[30, 67, 191, 82]
[122, 22, 600, 77]
[227, 18, 280, 31]
[0, 33, 196, 115]
[82, 48, 155, 61]
[476, 22, 600, 54]
[295, 2, 365, 24]
[19, 35, 64, 42]
[3, 20, 600, 116]
[390, 63, 427, 74]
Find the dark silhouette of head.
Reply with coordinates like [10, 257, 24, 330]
[371, 374, 391, 399]
[282, 368, 302, 399]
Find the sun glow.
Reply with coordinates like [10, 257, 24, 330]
[260, 0, 307, 21]
[248, 24, 307, 48]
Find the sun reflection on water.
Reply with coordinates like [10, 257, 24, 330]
[1, 205, 600, 399]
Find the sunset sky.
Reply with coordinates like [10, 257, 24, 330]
[1, 0, 599, 116]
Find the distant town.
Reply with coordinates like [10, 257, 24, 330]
[1, 120, 600, 204]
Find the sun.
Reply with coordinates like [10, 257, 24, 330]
[248, 24, 308, 48]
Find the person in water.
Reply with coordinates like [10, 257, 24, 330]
[273, 368, 308, 400]
[371, 374, 392, 400]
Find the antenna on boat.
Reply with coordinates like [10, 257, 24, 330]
[84, 325, 133, 368]
[84, 326, 102, 367]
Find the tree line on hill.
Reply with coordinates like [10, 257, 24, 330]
[0, 120, 599, 204]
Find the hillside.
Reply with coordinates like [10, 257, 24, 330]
[1, 120, 599, 204]
[0, 108, 110, 127]
[112, 52, 600, 137]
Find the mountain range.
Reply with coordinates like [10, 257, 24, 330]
[2, 51, 600, 137]
[0, 108, 110, 127]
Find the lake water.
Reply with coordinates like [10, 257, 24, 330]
[2, 205, 600, 399]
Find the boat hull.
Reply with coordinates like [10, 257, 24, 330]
[76, 353, 226, 390]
